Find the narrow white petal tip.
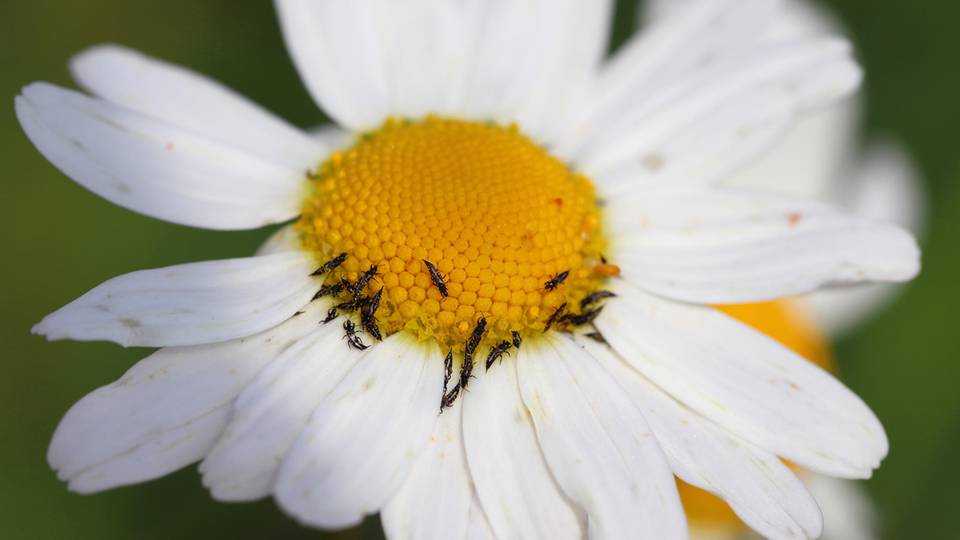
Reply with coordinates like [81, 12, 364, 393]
[205, 484, 251, 503]
[32, 315, 124, 346]
[19, 81, 43, 98]
[890, 228, 922, 281]
[66, 479, 103, 495]
[31, 320, 48, 338]
[31, 308, 124, 348]
[275, 497, 363, 531]
[32, 317, 95, 345]
[71, 42, 130, 60]
[19, 81, 65, 105]
[13, 94, 27, 113]
[69, 43, 122, 73]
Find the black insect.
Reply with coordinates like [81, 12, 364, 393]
[564, 307, 603, 327]
[440, 382, 461, 412]
[544, 303, 568, 332]
[311, 252, 348, 276]
[423, 259, 448, 297]
[458, 358, 476, 394]
[321, 308, 338, 324]
[361, 288, 383, 341]
[313, 280, 348, 301]
[580, 290, 616, 309]
[292, 310, 305, 317]
[584, 332, 607, 344]
[461, 318, 488, 390]
[442, 351, 454, 395]
[511, 330, 522, 349]
[352, 265, 379, 301]
[485, 341, 512, 371]
[335, 296, 367, 312]
[466, 317, 488, 353]
[343, 320, 368, 350]
[544, 270, 570, 291]
[440, 351, 460, 412]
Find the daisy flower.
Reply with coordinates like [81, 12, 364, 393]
[17, 1, 920, 539]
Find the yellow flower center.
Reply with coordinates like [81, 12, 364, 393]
[297, 117, 611, 352]
[680, 300, 832, 533]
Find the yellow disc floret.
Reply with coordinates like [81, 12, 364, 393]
[297, 116, 611, 352]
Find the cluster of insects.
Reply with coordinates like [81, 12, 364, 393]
[437, 266, 618, 411]
[307, 252, 384, 350]
[440, 317, 522, 411]
[306, 253, 619, 411]
[542, 270, 616, 334]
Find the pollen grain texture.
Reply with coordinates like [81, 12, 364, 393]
[297, 117, 610, 352]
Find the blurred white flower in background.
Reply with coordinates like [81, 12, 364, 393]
[645, 0, 926, 538]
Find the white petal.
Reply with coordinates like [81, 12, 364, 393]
[464, 496, 497, 540]
[806, 140, 927, 336]
[64, 408, 227, 495]
[275, 0, 612, 142]
[517, 336, 687, 540]
[274, 0, 392, 130]
[595, 282, 888, 478]
[48, 302, 328, 493]
[33, 251, 319, 347]
[562, 0, 859, 183]
[709, 0, 859, 200]
[382, 398, 473, 540]
[608, 187, 919, 303]
[349, 0, 470, 121]
[461, 352, 584, 540]
[579, 0, 776, 134]
[459, 0, 614, 142]
[720, 100, 858, 199]
[580, 335, 822, 540]
[71, 45, 325, 171]
[643, 0, 846, 42]
[588, 85, 799, 196]
[579, 38, 859, 180]
[16, 83, 309, 230]
[200, 317, 352, 501]
[274, 334, 443, 529]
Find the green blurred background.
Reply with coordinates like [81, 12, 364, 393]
[1, 1, 957, 538]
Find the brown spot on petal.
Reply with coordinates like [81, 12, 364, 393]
[642, 154, 665, 172]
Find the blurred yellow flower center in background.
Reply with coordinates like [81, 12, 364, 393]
[297, 117, 610, 351]
[681, 300, 833, 533]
